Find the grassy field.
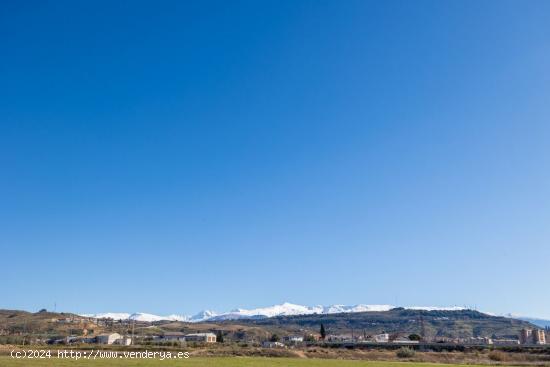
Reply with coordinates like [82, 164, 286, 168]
[0, 357, 503, 367]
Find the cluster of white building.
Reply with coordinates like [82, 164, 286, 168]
[426, 328, 548, 346]
[262, 335, 305, 348]
[327, 333, 395, 343]
[457, 337, 519, 346]
[92, 332, 217, 345]
[156, 332, 217, 343]
[262, 332, 422, 348]
[265, 330, 548, 347]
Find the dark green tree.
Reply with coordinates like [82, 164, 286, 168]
[216, 330, 224, 343]
[408, 333, 422, 341]
[270, 334, 280, 342]
[320, 323, 326, 340]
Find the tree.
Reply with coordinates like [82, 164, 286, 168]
[389, 332, 401, 342]
[304, 334, 317, 342]
[270, 334, 280, 342]
[396, 347, 416, 358]
[408, 333, 422, 341]
[216, 330, 224, 343]
[320, 323, 326, 340]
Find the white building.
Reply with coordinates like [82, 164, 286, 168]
[327, 334, 352, 342]
[161, 332, 186, 342]
[463, 337, 493, 345]
[373, 333, 389, 343]
[534, 329, 546, 345]
[519, 329, 545, 345]
[96, 333, 122, 345]
[262, 341, 285, 348]
[282, 335, 304, 344]
[184, 333, 216, 343]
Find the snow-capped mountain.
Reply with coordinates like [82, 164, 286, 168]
[321, 304, 395, 314]
[502, 313, 550, 328]
[209, 303, 409, 321]
[81, 302, 467, 323]
[206, 303, 466, 321]
[188, 310, 218, 322]
[128, 313, 187, 322]
[517, 317, 550, 328]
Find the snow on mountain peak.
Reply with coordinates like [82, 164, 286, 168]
[81, 303, 469, 323]
[189, 310, 217, 322]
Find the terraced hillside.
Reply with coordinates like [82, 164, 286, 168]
[226, 308, 535, 339]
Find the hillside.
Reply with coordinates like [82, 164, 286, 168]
[223, 308, 536, 339]
[0, 309, 99, 337]
[0, 308, 539, 342]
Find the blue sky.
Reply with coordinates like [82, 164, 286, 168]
[1, 0, 550, 318]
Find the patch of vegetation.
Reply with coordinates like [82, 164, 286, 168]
[396, 347, 416, 358]
[0, 356, 508, 367]
[488, 350, 509, 362]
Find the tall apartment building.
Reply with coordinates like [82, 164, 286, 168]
[520, 328, 532, 344]
[520, 328, 546, 345]
[533, 329, 546, 345]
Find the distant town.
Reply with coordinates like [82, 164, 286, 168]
[3, 313, 547, 349]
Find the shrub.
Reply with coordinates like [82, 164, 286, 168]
[488, 350, 508, 362]
[396, 347, 416, 358]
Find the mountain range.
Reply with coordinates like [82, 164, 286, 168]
[82, 302, 469, 323]
[503, 314, 550, 328]
[2, 307, 543, 343]
[81, 303, 550, 328]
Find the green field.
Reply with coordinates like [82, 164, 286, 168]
[0, 357, 501, 367]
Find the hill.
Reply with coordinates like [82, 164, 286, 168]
[222, 308, 536, 339]
[0, 308, 539, 342]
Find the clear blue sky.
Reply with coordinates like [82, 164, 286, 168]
[1, 0, 550, 318]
